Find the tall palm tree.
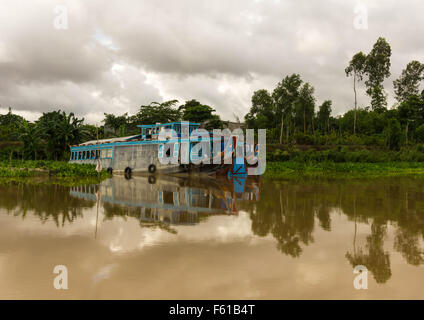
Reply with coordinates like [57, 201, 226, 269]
[18, 122, 43, 160]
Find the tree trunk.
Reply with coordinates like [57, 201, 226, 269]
[353, 73, 357, 135]
[406, 122, 409, 145]
[279, 112, 284, 144]
[286, 119, 289, 144]
[311, 115, 315, 135]
[303, 109, 306, 134]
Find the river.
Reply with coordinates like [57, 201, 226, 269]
[0, 175, 423, 299]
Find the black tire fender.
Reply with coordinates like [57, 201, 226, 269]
[148, 164, 156, 174]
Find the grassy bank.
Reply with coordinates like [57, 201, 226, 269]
[267, 145, 424, 163]
[0, 160, 109, 178]
[264, 161, 424, 179]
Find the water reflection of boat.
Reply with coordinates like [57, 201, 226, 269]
[70, 175, 260, 226]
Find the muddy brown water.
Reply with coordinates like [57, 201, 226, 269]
[0, 175, 423, 299]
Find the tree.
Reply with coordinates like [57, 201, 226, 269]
[272, 74, 303, 143]
[398, 95, 424, 144]
[393, 60, 424, 103]
[317, 100, 332, 134]
[135, 100, 181, 125]
[204, 114, 224, 131]
[370, 85, 388, 113]
[37, 110, 84, 160]
[386, 119, 402, 150]
[179, 99, 223, 129]
[0, 108, 26, 141]
[18, 122, 43, 160]
[180, 99, 214, 123]
[294, 83, 315, 134]
[244, 89, 275, 129]
[103, 113, 128, 136]
[82, 124, 104, 141]
[416, 124, 424, 143]
[364, 37, 391, 111]
[345, 52, 367, 135]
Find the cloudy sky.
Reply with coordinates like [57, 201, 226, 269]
[0, 0, 423, 124]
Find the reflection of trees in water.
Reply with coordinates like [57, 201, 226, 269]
[346, 222, 391, 284]
[0, 182, 93, 227]
[102, 202, 177, 234]
[247, 185, 319, 257]
[240, 178, 424, 283]
[393, 195, 424, 265]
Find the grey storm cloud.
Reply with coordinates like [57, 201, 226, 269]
[0, 0, 424, 123]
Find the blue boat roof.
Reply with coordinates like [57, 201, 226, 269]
[137, 121, 200, 128]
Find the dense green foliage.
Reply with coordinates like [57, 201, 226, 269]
[245, 37, 424, 152]
[0, 160, 109, 178]
[0, 99, 224, 161]
[104, 99, 224, 137]
[264, 162, 424, 179]
[265, 145, 424, 178]
[267, 146, 424, 163]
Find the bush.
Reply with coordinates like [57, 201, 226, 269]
[274, 149, 290, 161]
[294, 133, 314, 145]
[416, 124, 424, 143]
[386, 119, 402, 151]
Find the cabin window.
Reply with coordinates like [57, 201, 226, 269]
[182, 125, 188, 137]
[158, 144, 164, 158]
[91, 150, 95, 159]
[82, 151, 86, 159]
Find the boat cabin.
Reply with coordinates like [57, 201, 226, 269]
[138, 121, 200, 140]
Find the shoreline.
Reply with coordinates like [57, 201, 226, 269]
[3, 160, 424, 180]
[263, 161, 424, 179]
[0, 160, 109, 178]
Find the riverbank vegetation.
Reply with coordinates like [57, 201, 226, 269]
[0, 160, 108, 178]
[264, 144, 424, 178]
[0, 99, 225, 161]
[264, 161, 424, 179]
